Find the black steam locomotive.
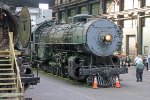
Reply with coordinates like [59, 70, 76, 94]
[33, 14, 128, 87]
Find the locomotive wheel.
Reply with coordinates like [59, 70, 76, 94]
[51, 66, 55, 74]
[56, 67, 61, 76]
[60, 65, 68, 78]
[53, 67, 57, 75]
[49, 66, 53, 73]
[47, 66, 51, 73]
[60, 67, 63, 77]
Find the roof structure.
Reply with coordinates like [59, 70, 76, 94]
[101, 6, 150, 21]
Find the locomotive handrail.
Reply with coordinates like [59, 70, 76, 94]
[8, 32, 24, 99]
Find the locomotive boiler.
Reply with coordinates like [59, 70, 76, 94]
[34, 14, 128, 87]
[0, 2, 39, 89]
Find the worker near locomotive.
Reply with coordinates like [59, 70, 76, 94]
[32, 14, 128, 87]
[0, 2, 40, 99]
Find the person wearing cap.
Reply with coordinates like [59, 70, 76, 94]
[135, 58, 144, 82]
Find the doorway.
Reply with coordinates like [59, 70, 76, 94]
[126, 35, 136, 55]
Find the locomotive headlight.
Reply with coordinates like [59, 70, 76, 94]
[105, 35, 112, 42]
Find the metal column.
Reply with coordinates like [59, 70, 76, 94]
[137, 14, 142, 55]
[137, 0, 146, 55]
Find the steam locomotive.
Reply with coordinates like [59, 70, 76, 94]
[33, 14, 128, 87]
[0, 3, 39, 89]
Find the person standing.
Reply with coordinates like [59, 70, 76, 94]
[146, 53, 150, 71]
[125, 55, 131, 67]
[135, 59, 144, 82]
[134, 54, 143, 65]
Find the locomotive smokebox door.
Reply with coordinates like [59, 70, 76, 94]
[86, 19, 123, 56]
[19, 7, 31, 48]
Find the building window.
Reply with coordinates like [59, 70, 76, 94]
[55, 0, 58, 5]
[80, 6, 88, 14]
[133, 0, 138, 8]
[71, 9, 76, 16]
[107, 1, 119, 13]
[146, 0, 150, 6]
[124, 0, 133, 9]
[90, 3, 99, 16]
[39, 3, 49, 9]
[59, 11, 65, 21]
[68, 8, 76, 17]
[145, 18, 150, 27]
[124, 0, 139, 10]
[124, 19, 137, 28]
[60, 0, 63, 4]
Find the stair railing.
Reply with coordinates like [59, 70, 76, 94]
[8, 32, 24, 100]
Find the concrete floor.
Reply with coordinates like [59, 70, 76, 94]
[25, 66, 150, 100]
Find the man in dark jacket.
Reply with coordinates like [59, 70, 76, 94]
[135, 60, 144, 82]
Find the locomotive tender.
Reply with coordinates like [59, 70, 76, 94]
[34, 14, 128, 87]
[0, 3, 39, 89]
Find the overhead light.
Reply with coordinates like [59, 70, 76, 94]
[128, 12, 134, 17]
[110, 16, 115, 21]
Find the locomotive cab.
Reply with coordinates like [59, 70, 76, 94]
[68, 14, 94, 24]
